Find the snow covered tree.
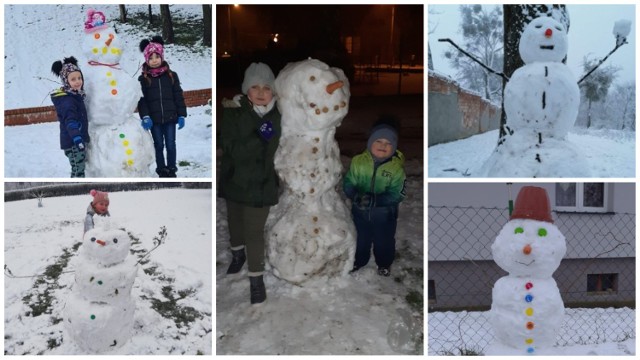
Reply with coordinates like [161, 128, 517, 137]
[160, 5, 174, 43]
[611, 82, 635, 130]
[580, 56, 620, 128]
[444, 5, 504, 101]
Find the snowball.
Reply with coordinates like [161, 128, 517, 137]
[72, 256, 138, 302]
[81, 227, 132, 267]
[613, 19, 631, 38]
[519, 17, 568, 64]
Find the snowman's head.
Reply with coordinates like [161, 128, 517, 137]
[82, 221, 131, 267]
[82, 10, 123, 65]
[519, 16, 568, 64]
[275, 59, 350, 132]
[492, 218, 566, 277]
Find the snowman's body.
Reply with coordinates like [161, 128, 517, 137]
[81, 10, 154, 177]
[64, 217, 138, 353]
[265, 59, 355, 284]
[490, 197, 566, 354]
[483, 16, 590, 177]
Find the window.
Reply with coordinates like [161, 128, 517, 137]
[555, 183, 609, 213]
[428, 280, 436, 304]
[587, 273, 618, 294]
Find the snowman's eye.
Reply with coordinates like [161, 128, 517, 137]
[91, 237, 96, 242]
[535, 25, 542, 29]
[555, 26, 562, 31]
[538, 228, 547, 237]
[310, 76, 316, 81]
[514, 227, 524, 234]
[113, 238, 118, 244]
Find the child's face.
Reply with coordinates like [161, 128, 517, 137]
[370, 138, 394, 160]
[94, 201, 109, 214]
[148, 53, 162, 68]
[247, 84, 273, 106]
[67, 71, 83, 91]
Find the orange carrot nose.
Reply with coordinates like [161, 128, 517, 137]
[523, 244, 532, 255]
[105, 37, 113, 46]
[545, 28, 552, 38]
[96, 239, 106, 246]
[326, 81, 344, 95]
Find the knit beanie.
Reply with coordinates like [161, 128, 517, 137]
[51, 57, 84, 95]
[139, 36, 165, 64]
[90, 189, 109, 205]
[367, 124, 398, 157]
[242, 62, 276, 95]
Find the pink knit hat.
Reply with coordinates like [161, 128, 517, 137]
[90, 189, 109, 205]
[144, 42, 164, 63]
[84, 9, 108, 33]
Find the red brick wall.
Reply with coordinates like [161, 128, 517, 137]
[5, 89, 212, 126]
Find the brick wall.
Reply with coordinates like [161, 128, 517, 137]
[5, 88, 212, 126]
[428, 72, 500, 146]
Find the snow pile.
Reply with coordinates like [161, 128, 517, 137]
[266, 59, 355, 284]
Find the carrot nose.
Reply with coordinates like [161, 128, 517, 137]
[545, 28, 552, 38]
[326, 81, 344, 95]
[96, 239, 106, 246]
[105, 37, 113, 46]
[523, 244, 532, 255]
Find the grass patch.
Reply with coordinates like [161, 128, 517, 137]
[179, 160, 191, 167]
[144, 285, 202, 328]
[405, 290, 423, 313]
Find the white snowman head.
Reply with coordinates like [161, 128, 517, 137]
[492, 186, 566, 278]
[83, 9, 123, 65]
[519, 16, 568, 64]
[275, 59, 350, 132]
[81, 217, 131, 267]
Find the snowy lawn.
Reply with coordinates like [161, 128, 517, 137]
[429, 308, 635, 355]
[4, 188, 212, 355]
[5, 105, 212, 178]
[428, 128, 635, 178]
[215, 160, 424, 355]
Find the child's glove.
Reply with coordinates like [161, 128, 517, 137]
[73, 136, 85, 151]
[141, 116, 153, 130]
[258, 120, 274, 141]
[178, 116, 185, 130]
[355, 192, 374, 209]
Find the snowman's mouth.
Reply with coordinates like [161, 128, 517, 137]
[516, 259, 535, 266]
[540, 45, 555, 50]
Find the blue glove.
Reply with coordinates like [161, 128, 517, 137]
[141, 116, 153, 130]
[72, 136, 85, 151]
[178, 116, 185, 130]
[258, 120, 274, 141]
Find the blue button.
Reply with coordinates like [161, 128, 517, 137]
[527, 347, 534, 353]
[525, 294, 533, 302]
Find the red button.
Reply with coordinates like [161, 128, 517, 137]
[525, 282, 533, 290]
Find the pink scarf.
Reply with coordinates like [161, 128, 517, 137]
[148, 65, 168, 77]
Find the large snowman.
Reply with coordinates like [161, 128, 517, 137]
[265, 59, 356, 284]
[482, 16, 590, 177]
[81, 9, 154, 177]
[489, 186, 566, 355]
[64, 217, 138, 353]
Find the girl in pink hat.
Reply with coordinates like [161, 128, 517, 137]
[83, 189, 111, 234]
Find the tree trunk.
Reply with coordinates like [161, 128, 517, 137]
[499, 5, 568, 143]
[160, 5, 175, 44]
[148, 5, 154, 28]
[587, 100, 592, 128]
[203, 4, 212, 47]
[119, 5, 127, 23]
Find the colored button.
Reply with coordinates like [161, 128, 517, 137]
[527, 347, 534, 353]
[525, 338, 533, 344]
[525, 307, 534, 316]
[525, 282, 533, 290]
[526, 321, 534, 330]
[525, 294, 533, 302]
[90, 314, 96, 320]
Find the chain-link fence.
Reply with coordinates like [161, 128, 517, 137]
[428, 206, 635, 355]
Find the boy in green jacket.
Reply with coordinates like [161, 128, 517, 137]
[343, 119, 406, 276]
[219, 63, 281, 304]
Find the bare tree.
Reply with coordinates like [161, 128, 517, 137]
[203, 4, 212, 47]
[160, 5, 175, 44]
[148, 5, 154, 28]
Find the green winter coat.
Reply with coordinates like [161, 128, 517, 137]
[343, 149, 407, 207]
[219, 96, 281, 207]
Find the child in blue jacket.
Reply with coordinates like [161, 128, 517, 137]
[51, 57, 90, 178]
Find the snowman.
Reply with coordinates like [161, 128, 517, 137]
[489, 186, 566, 355]
[265, 59, 356, 284]
[81, 9, 154, 177]
[64, 217, 138, 353]
[482, 16, 590, 177]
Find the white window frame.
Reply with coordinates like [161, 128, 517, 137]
[554, 183, 610, 213]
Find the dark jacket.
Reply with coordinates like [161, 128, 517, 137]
[137, 69, 187, 125]
[219, 96, 281, 207]
[51, 89, 90, 150]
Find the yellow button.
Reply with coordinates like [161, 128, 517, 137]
[525, 308, 534, 316]
[525, 338, 533, 344]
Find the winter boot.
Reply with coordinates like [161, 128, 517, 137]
[156, 167, 171, 178]
[377, 267, 391, 277]
[167, 167, 178, 178]
[249, 275, 267, 304]
[226, 248, 246, 274]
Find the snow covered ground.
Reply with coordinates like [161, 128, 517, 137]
[5, 105, 212, 178]
[429, 308, 635, 355]
[4, 188, 212, 355]
[428, 128, 635, 178]
[215, 159, 424, 355]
